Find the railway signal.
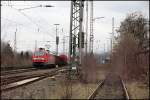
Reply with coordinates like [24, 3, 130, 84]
[78, 32, 85, 48]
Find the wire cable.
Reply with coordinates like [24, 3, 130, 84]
[4, 5, 55, 39]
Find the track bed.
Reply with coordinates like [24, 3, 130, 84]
[89, 73, 129, 99]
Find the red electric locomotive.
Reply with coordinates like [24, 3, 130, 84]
[32, 48, 56, 67]
[32, 48, 68, 67]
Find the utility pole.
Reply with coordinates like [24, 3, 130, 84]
[89, 0, 93, 54]
[104, 43, 105, 54]
[35, 27, 39, 51]
[35, 40, 37, 51]
[79, 1, 84, 65]
[14, 28, 17, 52]
[61, 28, 65, 54]
[106, 39, 109, 53]
[63, 36, 65, 54]
[85, 0, 88, 55]
[104, 43, 106, 62]
[112, 17, 114, 52]
[89, 0, 104, 54]
[54, 24, 60, 56]
[85, 2, 89, 95]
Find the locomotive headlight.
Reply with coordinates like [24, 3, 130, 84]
[33, 58, 37, 60]
[33, 58, 45, 60]
[40, 58, 44, 60]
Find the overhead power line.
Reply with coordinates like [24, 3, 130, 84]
[1, 17, 25, 26]
[3, 5, 55, 39]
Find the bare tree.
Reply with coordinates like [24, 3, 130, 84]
[1, 40, 32, 68]
[112, 12, 149, 83]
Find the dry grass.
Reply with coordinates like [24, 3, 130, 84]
[81, 54, 99, 83]
[96, 64, 111, 81]
[71, 83, 97, 99]
[1, 74, 96, 99]
[2, 75, 70, 99]
[1, 63, 111, 99]
[126, 81, 149, 99]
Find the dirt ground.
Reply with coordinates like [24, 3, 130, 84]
[1, 64, 109, 99]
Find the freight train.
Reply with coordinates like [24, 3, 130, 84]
[32, 48, 68, 67]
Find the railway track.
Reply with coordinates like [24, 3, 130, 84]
[88, 73, 129, 99]
[1, 67, 67, 92]
[1, 67, 38, 76]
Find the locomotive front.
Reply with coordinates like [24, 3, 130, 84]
[32, 48, 48, 67]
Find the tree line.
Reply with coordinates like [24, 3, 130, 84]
[1, 40, 32, 68]
[111, 12, 149, 84]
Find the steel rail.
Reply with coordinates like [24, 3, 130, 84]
[88, 80, 105, 99]
[1, 65, 33, 71]
[1, 67, 66, 85]
[1, 68, 38, 76]
[121, 79, 130, 99]
[1, 68, 63, 92]
[88, 75, 130, 99]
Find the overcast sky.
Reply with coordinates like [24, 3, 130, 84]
[1, 1, 149, 54]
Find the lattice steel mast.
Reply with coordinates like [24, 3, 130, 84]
[69, 0, 84, 70]
[67, 0, 84, 97]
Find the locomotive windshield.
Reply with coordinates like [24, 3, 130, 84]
[34, 51, 45, 56]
